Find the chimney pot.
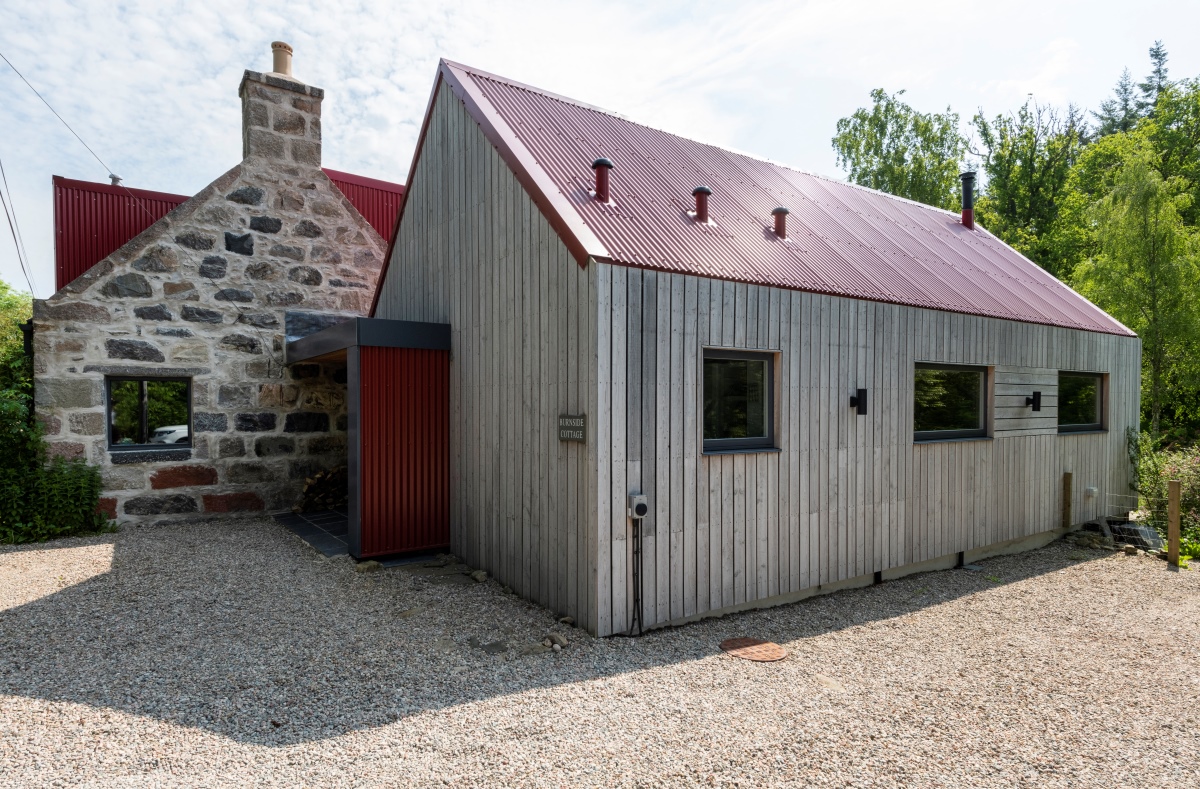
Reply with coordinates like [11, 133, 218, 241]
[592, 158, 614, 203]
[692, 186, 712, 223]
[271, 41, 294, 77]
[771, 206, 789, 238]
[960, 171, 976, 230]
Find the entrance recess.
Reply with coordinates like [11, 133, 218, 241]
[286, 318, 451, 558]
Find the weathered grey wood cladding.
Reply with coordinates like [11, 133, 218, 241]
[376, 81, 1141, 638]
[375, 84, 599, 632]
[595, 266, 1140, 636]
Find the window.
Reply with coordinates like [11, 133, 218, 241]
[107, 377, 192, 448]
[914, 364, 987, 441]
[1058, 372, 1103, 432]
[703, 349, 774, 452]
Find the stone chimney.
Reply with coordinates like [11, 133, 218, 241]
[239, 41, 323, 167]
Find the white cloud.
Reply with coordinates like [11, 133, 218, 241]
[2, 0, 1198, 296]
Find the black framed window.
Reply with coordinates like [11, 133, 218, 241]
[703, 349, 774, 452]
[914, 363, 987, 441]
[1058, 372, 1103, 432]
[107, 377, 192, 448]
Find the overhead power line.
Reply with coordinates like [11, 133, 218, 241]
[0, 155, 36, 295]
[0, 46, 283, 375]
[0, 48, 117, 180]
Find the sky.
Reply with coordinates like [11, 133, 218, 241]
[1, 0, 1197, 297]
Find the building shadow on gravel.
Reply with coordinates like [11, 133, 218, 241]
[0, 518, 1113, 746]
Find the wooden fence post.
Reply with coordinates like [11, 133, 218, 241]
[1168, 479, 1181, 567]
[1062, 472, 1073, 531]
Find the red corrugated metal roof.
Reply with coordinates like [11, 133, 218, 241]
[323, 168, 405, 242]
[54, 176, 188, 292]
[426, 60, 1132, 337]
[52, 169, 404, 294]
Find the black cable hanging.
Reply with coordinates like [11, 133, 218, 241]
[629, 516, 644, 636]
[0, 46, 284, 377]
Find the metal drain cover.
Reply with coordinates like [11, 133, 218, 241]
[719, 637, 787, 662]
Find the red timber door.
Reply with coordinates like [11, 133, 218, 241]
[354, 346, 450, 557]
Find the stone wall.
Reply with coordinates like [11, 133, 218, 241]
[32, 68, 387, 520]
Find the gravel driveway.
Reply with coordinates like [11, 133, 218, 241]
[1, 517, 1197, 788]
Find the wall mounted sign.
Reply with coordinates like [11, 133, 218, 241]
[558, 414, 586, 442]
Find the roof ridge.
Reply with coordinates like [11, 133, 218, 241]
[419, 61, 1134, 337]
[445, 60, 966, 221]
[441, 60, 632, 120]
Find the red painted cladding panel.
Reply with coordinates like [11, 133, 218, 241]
[358, 346, 450, 557]
[53, 176, 187, 292]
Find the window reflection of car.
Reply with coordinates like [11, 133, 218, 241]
[149, 425, 190, 444]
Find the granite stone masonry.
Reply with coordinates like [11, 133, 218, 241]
[32, 63, 387, 521]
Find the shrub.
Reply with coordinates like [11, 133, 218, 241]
[0, 388, 107, 544]
[1128, 430, 1200, 558]
[0, 280, 108, 544]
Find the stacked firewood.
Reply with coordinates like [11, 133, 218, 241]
[295, 466, 349, 513]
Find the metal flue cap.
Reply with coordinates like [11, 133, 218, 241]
[771, 206, 789, 215]
[692, 186, 713, 195]
[592, 157, 614, 170]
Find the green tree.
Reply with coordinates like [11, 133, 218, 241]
[1072, 152, 1198, 434]
[971, 100, 1089, 278]
[1137, 40, 1171, 117]
[1051, 127, 1150, 284]
[0, 279, 32, 393]
[832, 89, 966, 210]
[1094, 69, 1139, 136]
[1145, 78, 1200, 225]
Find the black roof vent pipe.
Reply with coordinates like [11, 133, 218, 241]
[960, 171, 976, 230]
[593, 158, 614, 203]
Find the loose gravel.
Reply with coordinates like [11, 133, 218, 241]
[1, 517, 1197, 788]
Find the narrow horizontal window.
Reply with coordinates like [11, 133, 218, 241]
[108, 377, 192, 449]
[1058, 372, 1103, 432]
[703, 350, 774, 452]
[914, 363, 987, 441]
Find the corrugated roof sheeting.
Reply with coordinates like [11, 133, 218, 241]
[53, 176, 187, 292]
[459, 65, 1132, 337]
[52, 169, 404, 293]
[323, 168, 405, 243]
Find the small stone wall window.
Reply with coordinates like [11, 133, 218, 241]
[107, 377, 192, 449]
[703, 349, 775, 452]
[914, 364, 988, 441]
[1058, 372, 1104, 432]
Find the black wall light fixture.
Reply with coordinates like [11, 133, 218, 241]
[1026, 391, 1042, 411]
[849, 388, 868, 416]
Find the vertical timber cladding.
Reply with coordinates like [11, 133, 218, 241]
[598, 264, 1141, 636]
[356, 345, 450, 557]
[372, 82, 599, 633]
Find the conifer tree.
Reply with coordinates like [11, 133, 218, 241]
[1138, 41, 1171, 116]
[1094, 69, 1139, 136]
